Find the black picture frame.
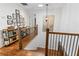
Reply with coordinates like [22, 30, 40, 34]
[7, 15, 13, 25]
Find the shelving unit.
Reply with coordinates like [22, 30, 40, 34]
[2, 25, 38, 47]
[3, 27, 18, 46]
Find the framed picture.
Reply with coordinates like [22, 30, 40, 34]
[15, 9, 20, 14]
[7, 15, 12, 19]
[7, 20, 13, 25]
[12, 13, 16, 23]
[12, 13, 16, 19]
[7, 15, 13, 25]
[15, 9, 20, 23]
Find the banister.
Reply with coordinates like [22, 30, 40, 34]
[49, 32, 79, 36]
[45, 28, 79, 56]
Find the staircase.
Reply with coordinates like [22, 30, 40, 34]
[45, 28, 79, 56]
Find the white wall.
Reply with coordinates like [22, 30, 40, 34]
[0, 3, 29, 30]
[60, 3, 79, 33]
[35, 8, 62, 48]
[24, 35, 39, 50]
[24, 8, 63, 50]
[24, 3, 79, 56]
[59, 3, 79, 56]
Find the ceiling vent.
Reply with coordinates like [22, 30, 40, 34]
[21, 3, 28, 6]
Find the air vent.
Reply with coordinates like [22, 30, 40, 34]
[21, 3, 28, 6]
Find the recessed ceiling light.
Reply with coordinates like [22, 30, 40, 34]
[38, 4, 43, 7]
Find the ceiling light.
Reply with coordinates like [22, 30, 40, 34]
[38, 4, 43, 7]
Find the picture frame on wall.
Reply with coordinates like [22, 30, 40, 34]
[15, 9, 20, 24]
[12, 13, 16, 23]
[15, 9, 20, 14]
[7, 15, 13, 25]
[7, 15, 12, 19]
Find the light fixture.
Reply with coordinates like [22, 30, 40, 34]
[45, 4, 48, 21]
[45, 4, 49, 29]
[38, 4, 43, 7]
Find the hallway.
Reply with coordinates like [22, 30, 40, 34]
[0, 3, 79, 56]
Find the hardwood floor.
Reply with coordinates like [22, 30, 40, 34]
[0, 49, 44, 56]
[31, 47, 64, 56]
[0, 31, 41, 56]
[0, 31, 63, 56]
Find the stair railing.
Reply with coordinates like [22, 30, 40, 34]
[45, 28, 79, 56]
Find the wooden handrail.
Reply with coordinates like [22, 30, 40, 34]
[45, 28, 79, 56]
[49, 32, 79, 36]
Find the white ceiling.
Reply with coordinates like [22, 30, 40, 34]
[20, 3, 66, 12]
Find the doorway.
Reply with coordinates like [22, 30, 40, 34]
[43, 15, 55, 32]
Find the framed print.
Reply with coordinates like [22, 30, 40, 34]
[7, 19, 13, 25]
[7, 15, 12, 19]
[12, 13, 16, 23]
[7, 15, 13, 25]
[15, 9, 20, 14]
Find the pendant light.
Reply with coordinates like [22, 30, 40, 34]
[45, 4, 49, 29]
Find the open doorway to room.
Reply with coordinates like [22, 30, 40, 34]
[43, 15, 55, 32]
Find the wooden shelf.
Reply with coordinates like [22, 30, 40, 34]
[3, 27, 17, 47]
[5, 39, 18, 46]
[3, 26, 38, 47]
[8, 34, 16, 38]
[10, 39, 18, 44]
[3, 29, 14, 31]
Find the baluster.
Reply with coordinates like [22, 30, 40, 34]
[74, 36, 79, 56]
[63, 35, 66, 55]
[58, 34, 60, 56]
[61, 34, 63, 46]
[68, 35, 72, 56]
[55, 34, 57, 56]
[52, 34, 55, 56]
[71, 36, 76, 56]
[65, 35, 69, 56]
[61, 34, 63, 44]
[50, 34, 52, 56]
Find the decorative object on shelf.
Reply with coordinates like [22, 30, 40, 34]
[3, 27, 17, 46]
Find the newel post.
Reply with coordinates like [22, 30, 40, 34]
[45, 28, 49, 56]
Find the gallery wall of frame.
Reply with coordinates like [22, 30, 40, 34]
[7, 9, 25, 28]
[2, 9, 37, 49]
[3, 9, 25, 46]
